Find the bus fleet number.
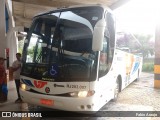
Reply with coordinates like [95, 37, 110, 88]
[67, 84, 86, 89]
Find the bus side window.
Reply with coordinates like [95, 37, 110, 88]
[99, 37, 108, 77]
[116, 32, 130, 52]
[106, 12, 115, 68]
[127, 34, 142, 55]
[116, 32, 142, 55]
[99, 12, 115, 78]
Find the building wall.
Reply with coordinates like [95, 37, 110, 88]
[0, 0, 18, 67]
[0, 0, 7, 58]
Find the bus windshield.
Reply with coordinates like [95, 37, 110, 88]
[21, 6, 103, 82]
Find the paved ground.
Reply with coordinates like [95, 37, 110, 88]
[117, 72, 160, 111]
[0, 72, 160, 120]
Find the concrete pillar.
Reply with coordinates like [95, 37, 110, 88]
[154, 20, 160, 88]
[5, 0, 18, 66]
[0, 0, 7, 58]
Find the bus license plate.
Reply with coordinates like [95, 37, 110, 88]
[40, 99, 54, 106]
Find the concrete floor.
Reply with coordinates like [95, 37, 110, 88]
[0, 72, 159, 120]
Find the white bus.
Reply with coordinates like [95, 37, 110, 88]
[20, 5, 142, 112]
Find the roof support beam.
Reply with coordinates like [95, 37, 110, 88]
[14, 15, 31, 28]
[14, 15, 31, 23]
[110, 0, 131, 10]
[12, 0, 84, 8]
[12, 0, 125, 9]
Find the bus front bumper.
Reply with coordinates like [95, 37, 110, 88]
[19, 88, 99, 112]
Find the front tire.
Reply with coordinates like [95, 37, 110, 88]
[111, 78, 119, 102]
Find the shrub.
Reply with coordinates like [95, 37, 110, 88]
[142, 62, 154, 73]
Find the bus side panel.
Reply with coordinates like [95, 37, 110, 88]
[89, 71, 116, 110]
[114, 49, 128, 90]
[115, 49, 142, 90]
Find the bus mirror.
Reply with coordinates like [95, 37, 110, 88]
[92, 19, 106, 51]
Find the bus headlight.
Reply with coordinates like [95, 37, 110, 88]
[20, 84, 28, 91]
[78, 91, 88, 97]
[69, 90, 95, 97]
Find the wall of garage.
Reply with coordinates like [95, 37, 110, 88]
[0, 0, 18, 68]
[0, 0, 7, 58]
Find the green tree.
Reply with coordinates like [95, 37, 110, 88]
[134, 34, 154, 58]
[18, 40, 24, 54]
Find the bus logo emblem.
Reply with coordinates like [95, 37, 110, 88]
[34, 80, 47, 88]
[45, 87, 50, 93]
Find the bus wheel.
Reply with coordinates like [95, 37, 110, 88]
[111, 78, 119, 102]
